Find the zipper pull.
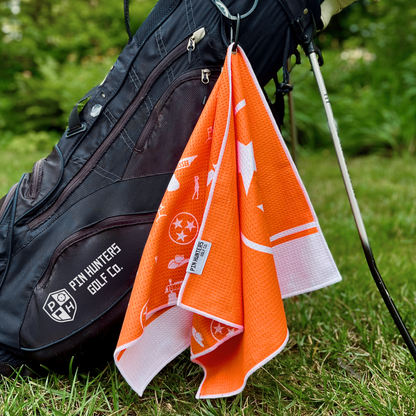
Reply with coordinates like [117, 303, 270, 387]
[187, 27, 206, 64]
[201, 69, 211, 105]
[187, 37, 195, 63]
[201, 68, 211, 84]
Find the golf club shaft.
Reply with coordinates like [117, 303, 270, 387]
[288, 69, 298, 167]
[307, 51, 416, 362]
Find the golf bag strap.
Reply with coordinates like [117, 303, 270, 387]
[66, 85, 100, 138]
[124, 0, 133, 44]
[275, 0, 320, 42]
[273, 0, 321, 87]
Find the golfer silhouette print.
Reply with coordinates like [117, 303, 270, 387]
[192, 176, 199, 200]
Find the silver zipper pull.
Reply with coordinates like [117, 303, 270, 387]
[187, 37, 195, 52]
[187, 37, 195, 63]
[187, 27, 206, 64]
[201, 69, 211, 84]
[201, 68, 212, 105]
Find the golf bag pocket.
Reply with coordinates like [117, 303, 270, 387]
[124, 68, 220, 179]
[16, 147, 64, 216]
[19, 213, 154, 369]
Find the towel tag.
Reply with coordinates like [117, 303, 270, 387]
[187, 239, 212, 275]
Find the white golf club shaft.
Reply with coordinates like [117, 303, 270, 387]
[307, 51, 416, 361]
[308, 53, 369, 246]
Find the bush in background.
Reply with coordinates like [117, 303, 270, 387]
[1, 0, 415, 156]
[0, 0, 154, 149]
[269, 0, 416, 156]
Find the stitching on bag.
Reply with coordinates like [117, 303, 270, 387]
[121, 130, 135, 151]
[158, 27, 175, 84]
[145, 92, 153, 108]
[155, 28, 172, 85]
[130, 67, 142, 87]
[104, 109, 134, 150]
[185, 0, 196, 32]
[143, 99, 151, 118]
[158, 28, 168, 56]
[129, 72, 140, 93]
[105, 108, 135, 151]
[155, 30, 169, 84]
[104, 109, 116, 126]
[71, 158, 85, 168]
[190, 0, 203, 66]
[131, 68, 152, 116]
[155, 29, 165, 59]
[94, 165, 120, 182]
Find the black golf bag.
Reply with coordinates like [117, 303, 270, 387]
[0, 0, 321, 375]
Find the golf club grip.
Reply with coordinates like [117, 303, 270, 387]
[307, 52, 416, 363]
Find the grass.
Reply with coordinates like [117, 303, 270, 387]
[1, 149, 416, 415]
[0, 150, 49, 197]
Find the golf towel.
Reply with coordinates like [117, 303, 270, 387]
[114, 45, 342, 399]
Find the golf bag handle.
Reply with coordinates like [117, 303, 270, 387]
[124, 0, 259, 44]
[124, 0, 133, 43]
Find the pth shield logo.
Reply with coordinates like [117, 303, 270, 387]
[43, 289, 77, 323]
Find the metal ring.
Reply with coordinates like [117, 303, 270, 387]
[209, 0, 258, 21]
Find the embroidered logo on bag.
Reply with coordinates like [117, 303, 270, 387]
[187, 239, 212, 275]
[43, 289, 77, 323]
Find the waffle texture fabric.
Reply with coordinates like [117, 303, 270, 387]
[114, 45, 342, 399]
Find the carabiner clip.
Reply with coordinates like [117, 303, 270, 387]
[232, 14, 241, 53]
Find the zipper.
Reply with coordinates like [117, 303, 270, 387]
[0, 183, 18, 222]
[201, 68, 211, 84]
[135, 67, 220, 152]
[187, 27, 205, 63]
[29, 29, 206, 230]
[201, 68, 211, 105]
[27, 159, 45, 199]
[39, 213, 155, 289]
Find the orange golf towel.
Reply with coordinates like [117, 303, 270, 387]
[114, 45, 342, 399]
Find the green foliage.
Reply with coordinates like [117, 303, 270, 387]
[0, 0, 155, 142]
[5, 130, 59, 153]
[273, 0, 416, 155]
[1, 0, 415, 155]
[11, 54, 116, 132]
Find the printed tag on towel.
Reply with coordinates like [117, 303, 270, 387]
[187, 239, 212, 275]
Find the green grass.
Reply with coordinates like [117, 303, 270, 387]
[1, 150, 415, 415]
[0, 149, 51, 197]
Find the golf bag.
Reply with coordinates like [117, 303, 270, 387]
[0, 0, 321, 375]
